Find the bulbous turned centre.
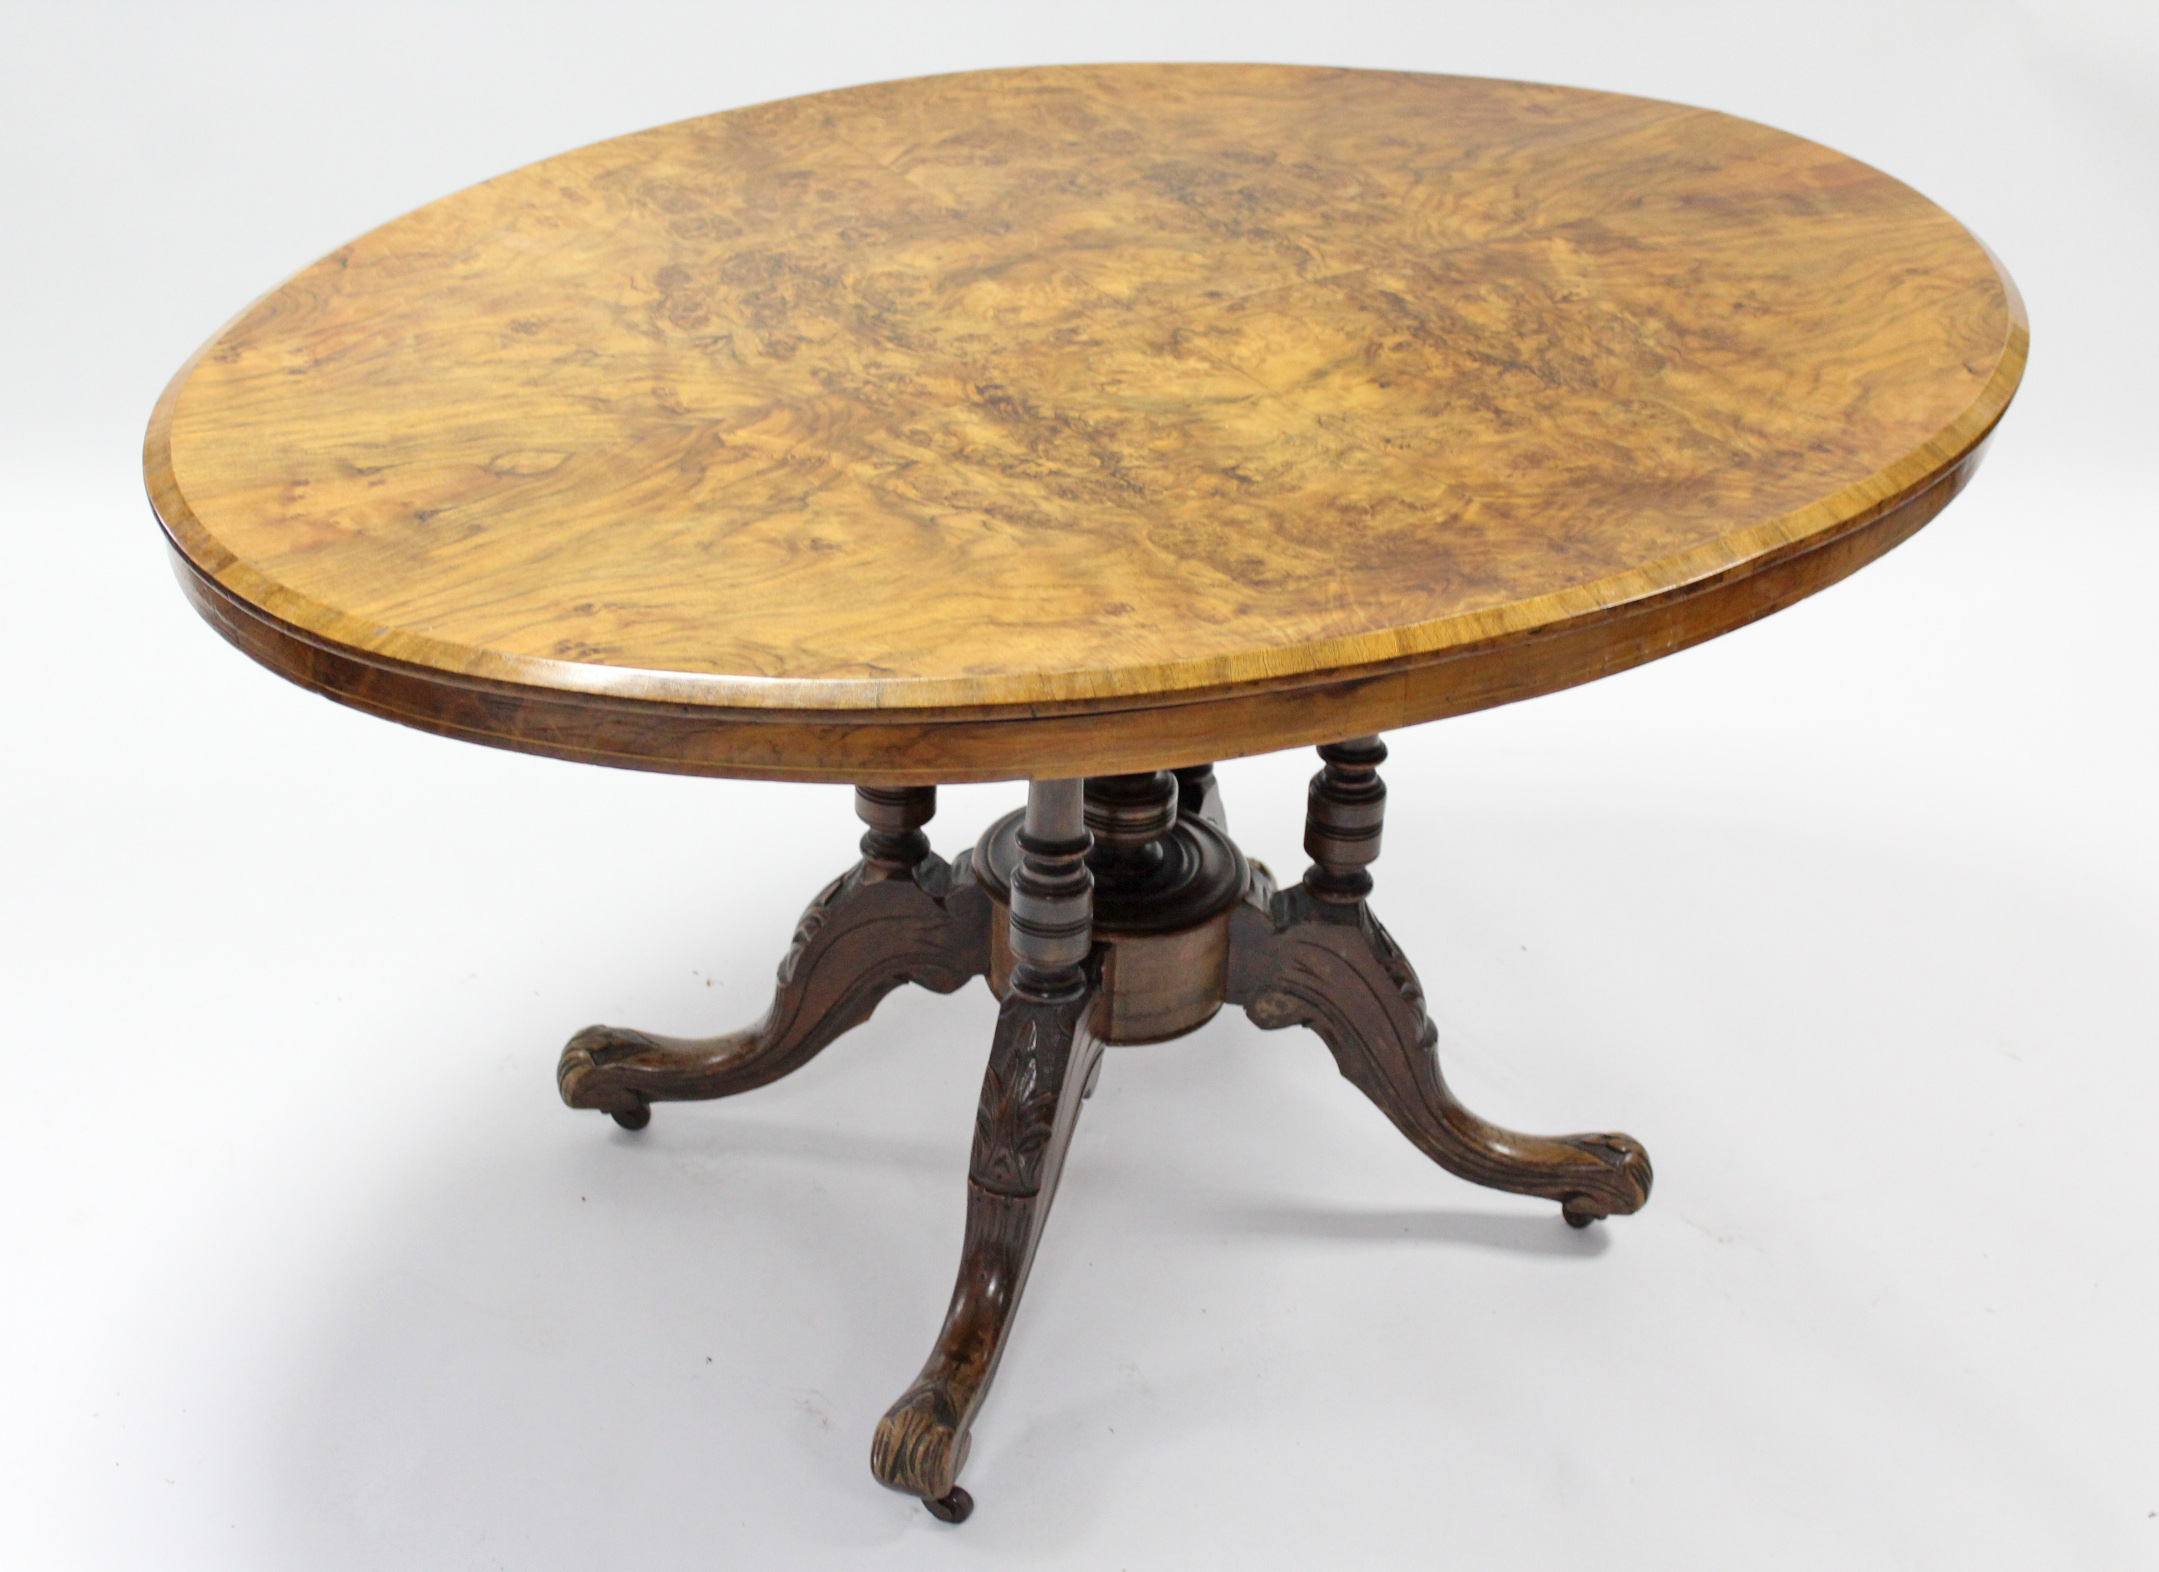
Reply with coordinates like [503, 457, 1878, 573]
[1083, 771, 1178, 883]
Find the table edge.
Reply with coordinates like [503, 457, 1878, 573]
[143, 275, 2027, 724]
[160, 426, 1995, 784]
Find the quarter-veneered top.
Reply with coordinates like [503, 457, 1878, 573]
[147, 64, 2024, 783]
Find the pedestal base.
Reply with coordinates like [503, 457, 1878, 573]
[976, 801, 1248, 1043]
[556, 746, 1652, 1521]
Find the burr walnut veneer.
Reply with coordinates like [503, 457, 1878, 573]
[145, 65, 2024, 1523]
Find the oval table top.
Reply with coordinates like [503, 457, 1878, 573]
[147, 64, 2025, 784]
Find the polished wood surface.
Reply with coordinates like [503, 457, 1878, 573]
[979, 771, 1250, 1042]
[564, 753, 1654, 1516]
[1230, 740, 1651, 1226]
[558, 785, 992, 1130]
[147, 64, 2024, 784]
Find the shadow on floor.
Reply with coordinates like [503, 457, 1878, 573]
[1206, 1200, 1611, 1256]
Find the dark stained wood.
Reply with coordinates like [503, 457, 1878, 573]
[1229, 740, 1653, 1225]
[563, 752, 1652, 1517]
[869, 975, 1104, 1521]
[873, 781, 1100, 1521]
[1172, 763, 1226, 829]
[557, 786, 990, 1127]
[1301, 735, 1388, 903]
[147, 65, 2024, 784]
[1082, 771, 1180, 886]
[157, 66, 2033, 1520]
[978, 778, 1249, 1043]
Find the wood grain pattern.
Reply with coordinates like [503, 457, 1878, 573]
[1229, 738, 1652, 1224]
[873, 780, 1102, 1520]
[1235, 887, 1653, 1224]
[147, 64, 2025, 781]
[870, 977, 1104, 1520]
[557, 786, 991, 1128]
[550, 755, 1653, 1516]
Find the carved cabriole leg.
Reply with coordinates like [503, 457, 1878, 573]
[1228, 738, 1654, 1227]
[872, 779, 1102, 1525]
[557, 785, 991, 1129]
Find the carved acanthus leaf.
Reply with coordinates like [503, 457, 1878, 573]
[974, 1015, 1070, 1196]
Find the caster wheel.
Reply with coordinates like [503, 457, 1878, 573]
[1561, 1199, 1601, 1229]
[924, 1487, 973, 1524]
[610, 1103, 651, 1131]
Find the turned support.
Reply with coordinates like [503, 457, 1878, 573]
[1007, 779, 1094, 993]
[1304, 735, 1387, 902]
[979, 769, 1245, 1043]
[854, 783, 937, 872]
[1082, 770, 1177, 886]
[1171, 762, 1225, 828]
[568, 747, 1650, 1525]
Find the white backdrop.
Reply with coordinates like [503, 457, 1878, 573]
[2, 4, 2154, 1568]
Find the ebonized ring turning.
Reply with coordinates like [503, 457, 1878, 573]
[143, 63, 2023, 1528]
[559, 744, 1653, 1519]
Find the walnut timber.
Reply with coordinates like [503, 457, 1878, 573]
[147, 65, 2023, 785]
[146, 65, 2023, 1523]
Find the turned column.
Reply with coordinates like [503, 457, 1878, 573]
[1084, 770, 1178, 884]
[1170, 763, 1224, 828]
[1007, 779, 1093, 994]
[854, 784, 936, 876]
[1304, 735, 1387, 903]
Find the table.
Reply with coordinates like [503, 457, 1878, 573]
[144, 64, 2025, 1523]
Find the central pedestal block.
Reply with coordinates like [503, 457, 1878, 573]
[975, 782, 1250, 1045]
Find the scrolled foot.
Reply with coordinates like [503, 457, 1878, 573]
[1557, 1133, 1653, 1224]
[556, 1024, 677, 1128]
[871, 1380, 969, 1505]
[557, 853, 990, 1126]
[871, 972, 1102, 1517]
[1234, 885, 1653, 1221]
